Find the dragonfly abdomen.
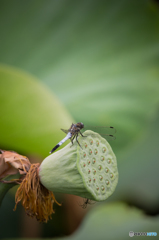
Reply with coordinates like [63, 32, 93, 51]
[50, 132, 71, 154]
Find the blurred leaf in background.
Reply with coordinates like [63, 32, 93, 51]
[0, 0, 159, 152]
[70, 202, 159, 240]
[0, 64, 73, 157]
[0, 0, 159, 239]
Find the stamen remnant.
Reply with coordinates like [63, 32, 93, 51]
[14, 163, 61, 222]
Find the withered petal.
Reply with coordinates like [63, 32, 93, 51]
[0, 150, 31, 180]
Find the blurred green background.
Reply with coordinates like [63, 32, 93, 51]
[0, 0, 159, 239]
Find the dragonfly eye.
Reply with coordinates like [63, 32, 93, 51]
[80, 122, 84, 128]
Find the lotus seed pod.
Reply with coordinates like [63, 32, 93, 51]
[39, 130, 118, 201]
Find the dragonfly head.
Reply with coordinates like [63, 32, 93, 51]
[77, 122, 84, 129]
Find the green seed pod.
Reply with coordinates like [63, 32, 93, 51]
[39, 130, 118, 201]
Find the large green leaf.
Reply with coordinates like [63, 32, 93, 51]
[110, 110, 159, 212]
[0, 64, 73, 157]
[69, 202, 159, 240]
[0, 0, 159, 153]
[11, 203, 158, 240]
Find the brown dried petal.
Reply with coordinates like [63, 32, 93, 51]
[0, 149, 31, 180]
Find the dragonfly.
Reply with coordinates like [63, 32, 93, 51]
[49, 122, 116, 154]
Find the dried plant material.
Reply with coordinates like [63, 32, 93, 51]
[0, 149, 31, 180]
[14, 163, 61, 222]
[0, 149, 61, 222]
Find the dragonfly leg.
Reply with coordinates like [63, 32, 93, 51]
[79, 131, 87, 137]
[76, 134, 83, 149]
[70, 135, 75, 147]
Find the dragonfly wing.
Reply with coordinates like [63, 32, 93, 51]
[82, 126, 116, 141]
[86, 132, 116, 141]
[83, 126, 116, 134]
[99, 134, 116, 141]
[61, 129, 69, 134]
